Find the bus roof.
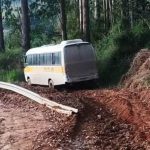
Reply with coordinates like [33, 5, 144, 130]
[26, 39, 89, 55]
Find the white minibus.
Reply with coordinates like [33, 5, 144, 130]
[24, 39, 98, 88]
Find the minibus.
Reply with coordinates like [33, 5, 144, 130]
[24, 39, 98, 88]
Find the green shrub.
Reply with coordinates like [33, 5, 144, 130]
[0, 49, 23, 70]
[0, 48, 24, 82]
[95, 21, 150, 87]
[0, 69, 24, 82]
[5, 30, 21, 50]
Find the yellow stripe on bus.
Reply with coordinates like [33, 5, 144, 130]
[24, 66, 65, 74]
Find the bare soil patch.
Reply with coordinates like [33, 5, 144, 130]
[120, 49, 150, 88]
[0, 85, 150, 149]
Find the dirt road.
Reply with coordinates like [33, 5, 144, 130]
[0, 86, 150, 149]
[0, 98, 54, 150]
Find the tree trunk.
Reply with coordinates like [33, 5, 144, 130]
[94, 0, 100, 20]
[82, 0, 90, 42]
[129, 0, 133, 28]
[106, 0, 111, 29]
[109, 0, 113, 26]
[21, 0, 30, 52]
[122, 0, 130, 29]
[103, 0, 107, 31]
[79, 0, 83, 36]
[60, 0, 67, 40]
[0, 0, 4, 52]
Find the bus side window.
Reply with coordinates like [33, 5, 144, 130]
[37, 54, 40, 65]
[31, 55, 34, 65]
[33, 54, 37, 65]
[27, 55, 32, 65]
[52, 53, 55, 65]
[39, 54, 43, 65]
[47, 53, 52, 65]
[55, 52, 61, 65]
[52, 52, 61, 65]
[44, 53, 47, 65]
[43, 54, 45, 65]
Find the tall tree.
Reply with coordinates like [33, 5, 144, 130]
[21, 0, 30, 52]
[0, 0, 4, 52]
[94, 0, 100, 20]
[82, 0, 90, 42]
[60, 0, 67, 40]
[79, 0, 83, 36]
[122, 0, 130, 29]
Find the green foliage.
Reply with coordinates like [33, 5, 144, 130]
[3, 0, 20, 30]
[0, 49, 22, 70]
[0, 47, 24, 82]
[31, 32, 50, 47]
[95, 21, 150, 87]
[30, 0, 59, 19]
[29, 0, 61, 47]
[0, 69, 24, 82]
[5, 30, 21, 49]
[66, 1, 80, 39]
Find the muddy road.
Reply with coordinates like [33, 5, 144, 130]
[0, 85, 150, 149]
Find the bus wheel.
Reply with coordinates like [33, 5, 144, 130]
[48, 80, 54, 89]
[27, 78, 31, 85]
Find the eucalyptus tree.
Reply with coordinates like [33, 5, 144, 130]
[82, 0, 90, 42]
[0, 0, 4, 51]
[29, 0, 59, 44]
[60, 0, 67, 40]
[21, 0, 30, 52]
[79, 0, 83, 36]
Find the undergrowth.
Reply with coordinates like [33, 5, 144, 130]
[0, 48, 24, 82]
[0, 69, 24, 82]
[95, 21, 150, 87]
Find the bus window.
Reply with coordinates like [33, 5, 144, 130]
[33, 54, 37, 65]
[46, 53, 52, 65]
[79, 44, 95, 61]
[52, 52, 61, 65]
[65, 45, 80, 64]
[52, 53, 54, 65]
[27, 55, 32, 65]
[36, 54, 40, 65]
[40, 54, 44, 65]
[55, 52, 61, 65]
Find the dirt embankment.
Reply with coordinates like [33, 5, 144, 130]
[1, 85, 150, 149]
[120, 49, 150, 88]
[83, 88, 150, 139]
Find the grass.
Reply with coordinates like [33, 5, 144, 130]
[0, 69, 24, 83]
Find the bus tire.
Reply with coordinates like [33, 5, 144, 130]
[48, 79, 54, 89]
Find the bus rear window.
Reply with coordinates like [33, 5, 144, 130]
[64, 44, 95, 64]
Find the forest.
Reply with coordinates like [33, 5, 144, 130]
[0, 0, 150, 86]
[1, 1, 150, 149]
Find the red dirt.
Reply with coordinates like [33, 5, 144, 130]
[120, 49, 150, 88]
[83, 88, 150, 139]
[1, 85, 150, 149]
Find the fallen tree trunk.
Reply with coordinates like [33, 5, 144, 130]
[0, 82, 78, 115]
